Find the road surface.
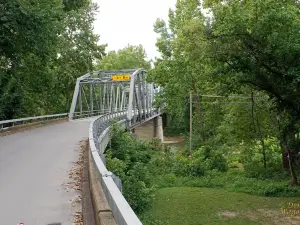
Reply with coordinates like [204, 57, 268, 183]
[0, 119, 91, 225]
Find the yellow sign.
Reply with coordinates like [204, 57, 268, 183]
[112, 74, 131, 81]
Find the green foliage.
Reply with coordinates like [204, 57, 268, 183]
[0, 0, 105, 119]
[194, 146, 228, 172]
[151, 0, 300, 185]
[106, 151, 127, 179]
[206, 0, 300, 119]
[123, 163, 155, 213]
[243, 137, 283, 179]
[173, 146, 228, 177]
[106, 123, 158, 213]
[106, 123, 298, 219]
[140, 215, 169, 225]
[204, 0, 300, 184]
[154, 171, 300, 197]
[96, 45, 151, 71]
[62, 0, 89, 11]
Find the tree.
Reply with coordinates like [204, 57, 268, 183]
[149, 0, 220, 142]
[0, 0, 105, 119]
[53, 2, 106, 112]
[0, 0, 63, 119]
[95, 45, 151, 70]
[204, 0, 300, 185]
[151, 0, 300, 185]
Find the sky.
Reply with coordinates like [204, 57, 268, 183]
[92, 0, 177, 60]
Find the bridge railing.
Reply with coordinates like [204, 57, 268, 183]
[89, 111, 142, 225]
[89, 109, 161, 225]
[72, 107, 128, 120]
[0, 113, 68, 131]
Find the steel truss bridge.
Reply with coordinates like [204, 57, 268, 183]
[69, 68, 163, 224]
[69, 68, 161, 128]
[0, 68, 163, 225]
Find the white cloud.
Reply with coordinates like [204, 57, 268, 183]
[92, 0, 177, 60]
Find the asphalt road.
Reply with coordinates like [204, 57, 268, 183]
[0, 119, 91, 225]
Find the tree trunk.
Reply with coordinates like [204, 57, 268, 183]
[287, 148, 298, 186]
[282, 121, 299, 186]
[260, 137, 267, 169]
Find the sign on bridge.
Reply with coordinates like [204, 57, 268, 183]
[112, 74, 131, 81]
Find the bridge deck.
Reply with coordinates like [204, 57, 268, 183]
[0, 119, 92, 225]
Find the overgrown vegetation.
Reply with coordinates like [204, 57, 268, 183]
[0, 0, 105, 119]
[95, 45, 151, 71]
[106, 123, 300, 218]
[149, 0, 300, 186]
[105, 123, 158, 213]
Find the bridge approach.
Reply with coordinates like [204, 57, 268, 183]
[0, 68, 163, 225]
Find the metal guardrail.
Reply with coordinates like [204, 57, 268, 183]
[0, 113, 68, 130]
[89, 109, 161, 225]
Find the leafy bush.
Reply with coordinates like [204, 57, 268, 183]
[172, 145, 228, 177]
[105, 122, 164, 213]
[106, 151, 127, 179]
[227, 174, 300, 197]
[106, 123, 298, 216]
[243, 137, 283, 179]
[123, 177, 154, 213]
[172, 152, 196, 176]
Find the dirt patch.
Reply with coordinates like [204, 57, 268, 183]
[217, 210, 237, 218]
[62, 141, 84, 192]
[74, 212, 83, 225]
[246, 208, 300, 225]
[61, 140, 85, 225]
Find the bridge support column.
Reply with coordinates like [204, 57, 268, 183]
[154, 116, 164, 142]
[133, 116, 164, 141]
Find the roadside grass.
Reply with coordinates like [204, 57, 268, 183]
[152, 170, 300, 197]
[140, 187, 300, 225]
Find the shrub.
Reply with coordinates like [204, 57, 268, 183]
[106, 122, 162, 214]
[193, 146, 228, 172]
[243, 137, 283, 179]
[123, 178, 154, 213]
[105, 150, 127, 179]
[172, 146, 228, 177]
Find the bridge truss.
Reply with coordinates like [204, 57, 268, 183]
[69, 68, 160, 127]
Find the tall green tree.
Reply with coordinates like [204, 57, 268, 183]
[204, 0, 300, 185]
[95, 45, 151, 70]
[149, 0, 220, 140]
[0, 0, 105, 119]
[151, 0, 300, 185]
[53, 2, 106, 112]
[0, 0, 63, 118]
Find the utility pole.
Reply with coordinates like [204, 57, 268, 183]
[189, 92, 193, 154]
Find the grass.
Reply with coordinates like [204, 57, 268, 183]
[152, 171, 300, 197]
[140, 187, 300, 225]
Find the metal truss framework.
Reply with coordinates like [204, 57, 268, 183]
[69, 68, 160, 127]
